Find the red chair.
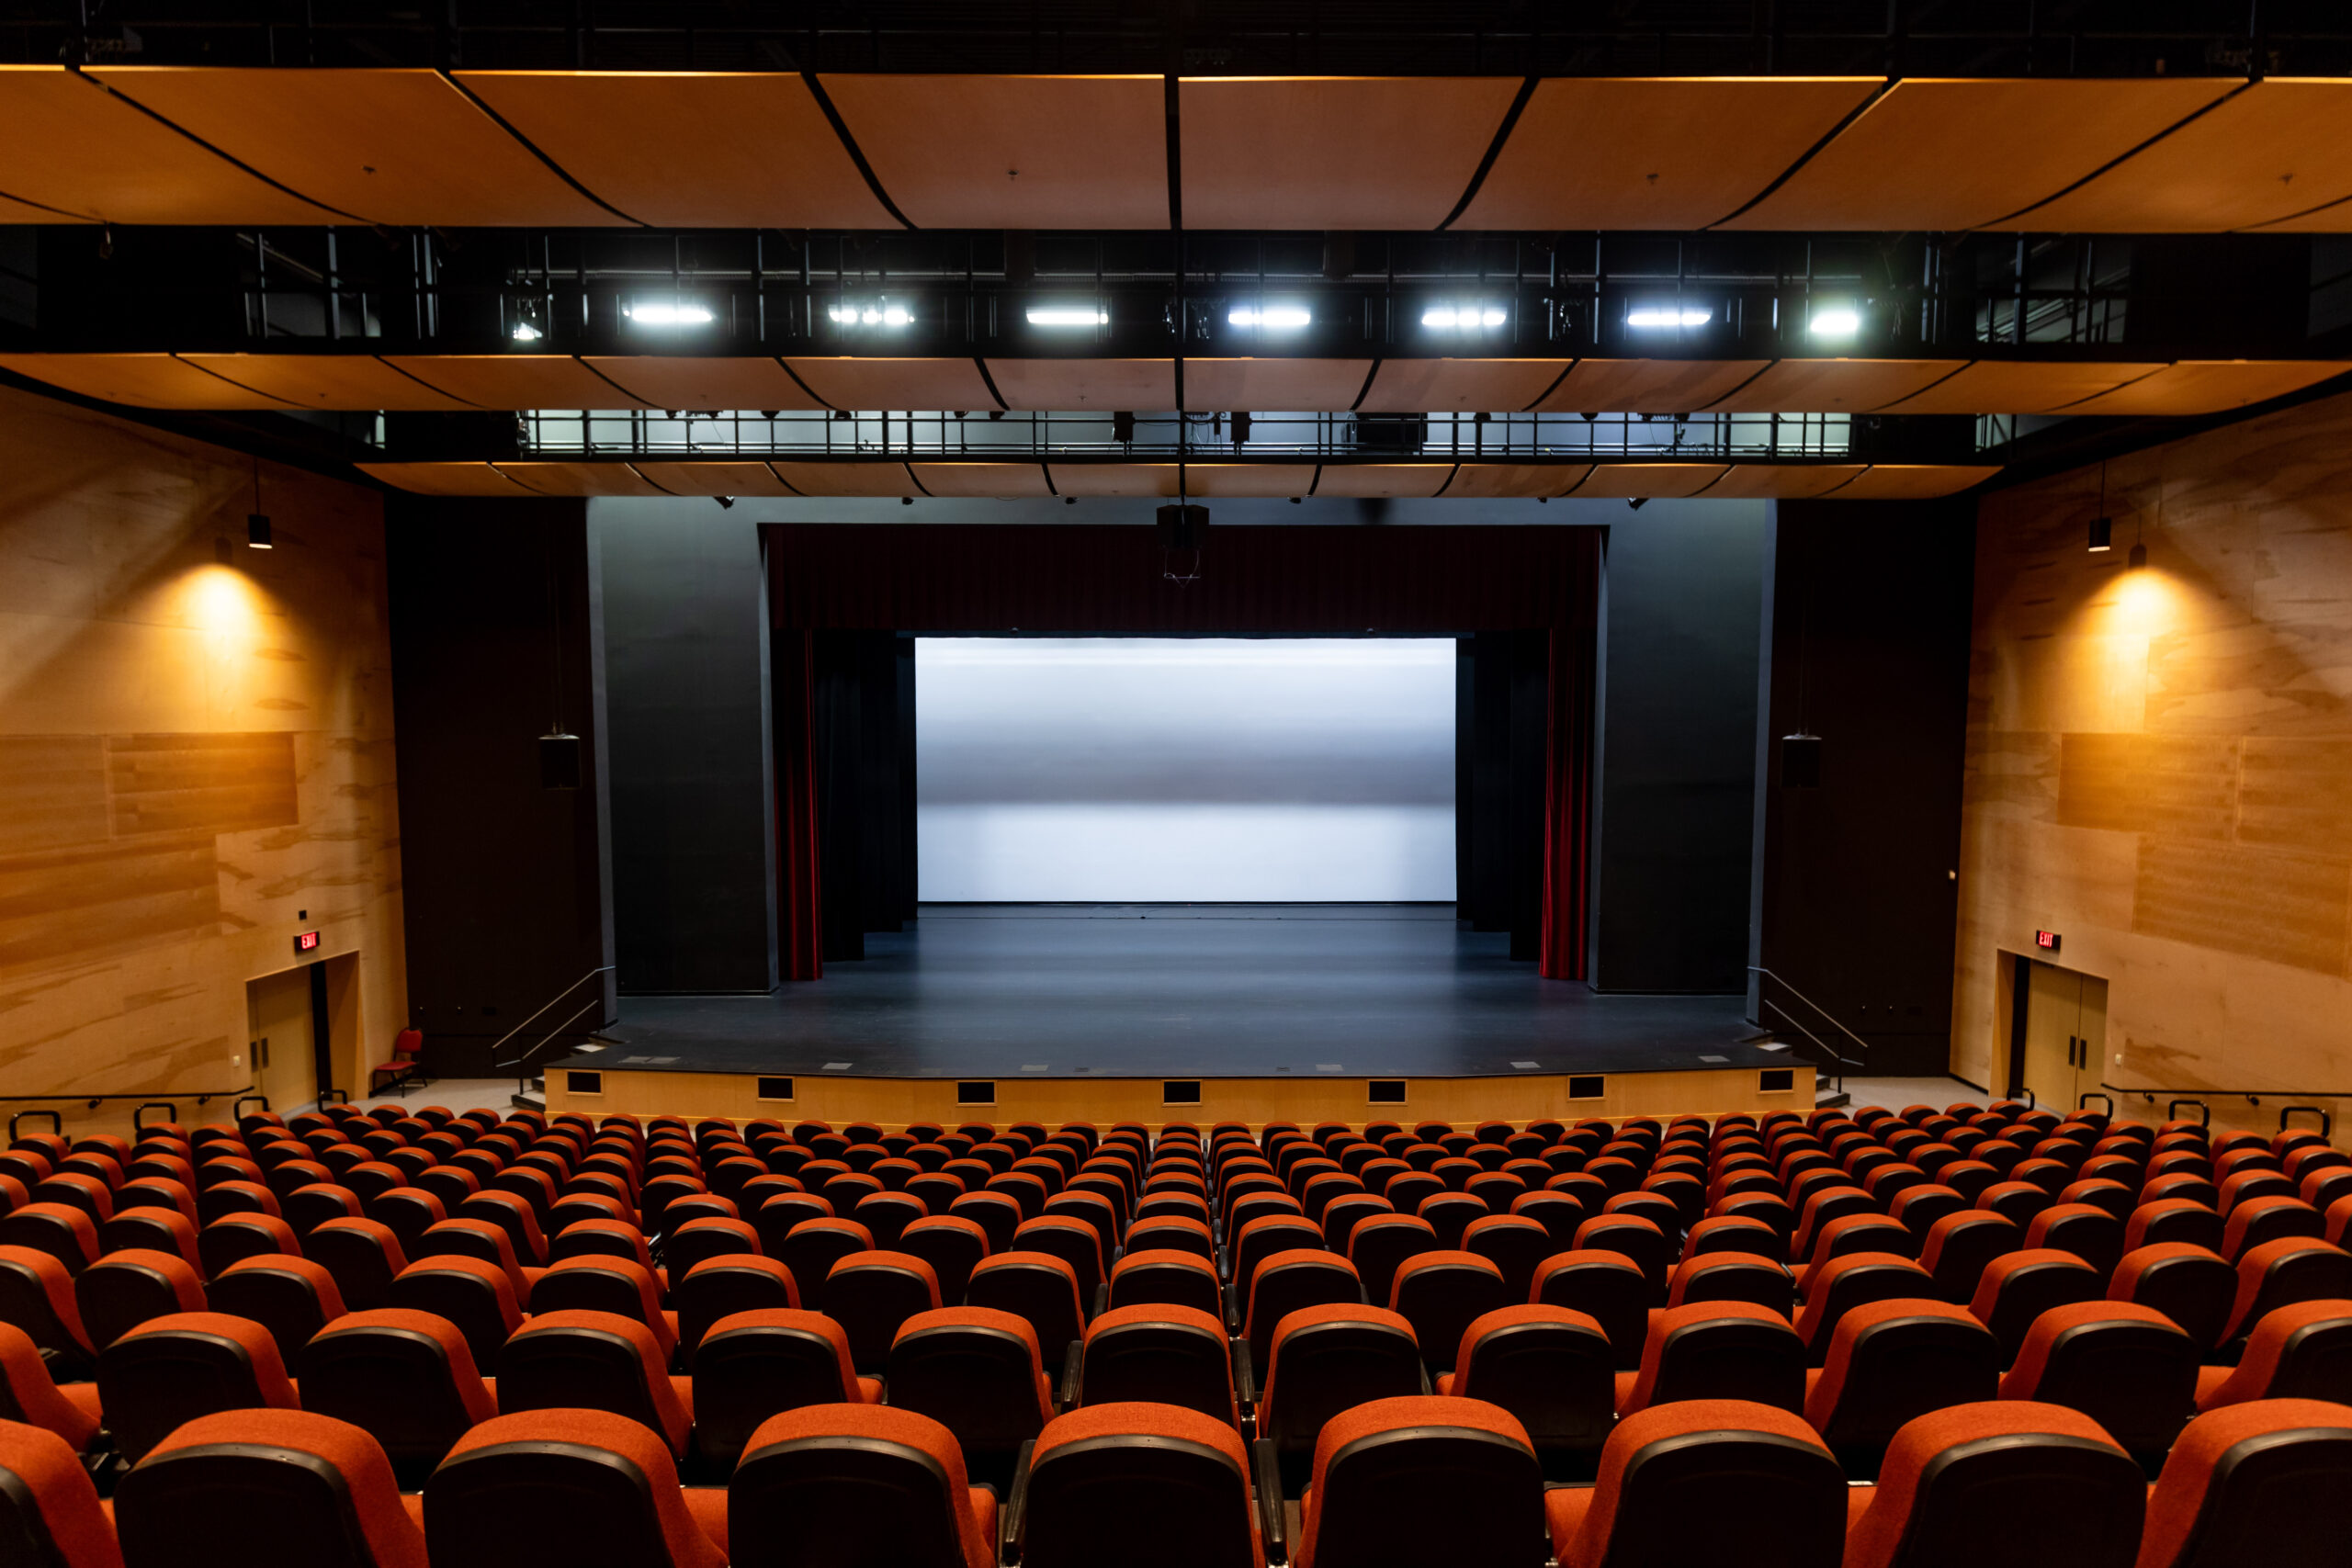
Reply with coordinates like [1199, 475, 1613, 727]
[2134, 1400, 2352, 1568]
[0, 1419, 120, 1568]
[296, 1307, 499, 1485]
[1843, 1402, 2145, 1568]
[495, 1309, 696, 1461]
[1075, 1304, 1238, 1428]
[1296, 1396, 1544, 1568]
[1997, 1302, 2199, 1462]
[424, 1409, 725, 1568]
[95, 1311, 300, 1462]
[1440, 1306, 1615, 1480]
[884, 1305, 1056, 1490]
[0, 1321, 103, 1453]
[2193, 1300, 2352, 1411]
[368, 1028, 427, 1099]
[691, 1309, 879, 1471]
[728, 1404, 994, 1568]
[114, 1408, 426, 1568]
[1550, 1399, 1845, 1568]
[1017, 1403, 1263, 1568]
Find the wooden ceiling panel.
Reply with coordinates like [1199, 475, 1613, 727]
[88, 67, 617, 226]
[1360, 358, 1573, 412]
[2006, 80, 2352, 232]
[0, 352, 297, 409]
[1182, 358, 1378, 412]
[986, 358, 1177, 411]
[823, 75, 1168, 229]
[0, 65, 344, 224]
[1044, 464, 1182, 497]
[1179, 77, 1520, 231]
[458, 71, 893, 228]
[177, 355, 479, 411]
[784, 357, 999, 412]
[1447, 464, 1592, 499]
[2052, 360, 2352, 415]
[584, 357, 824, 412]
[498, 462, 673, 497]
[356, 462, 537, 496]
[1182, 465, 1322, 498]
[911, 462, 1056, 497]
[1719, 359, 1966, 413]
[1312, 465, 1458, 498]
[766, 462, 922, 497]
[1460, 77, 1880, 231]
[1835, 466, 2001, 499]
[1534, 359, 1772, 414]
[1724, 79, 2236, 231]
[1570, 464, 1732, 499]
[385, 355, 655, 410]
[1702, 465, 1870, 499]
[630, 462, 803, 497]
[1877, 361, 2166, 414]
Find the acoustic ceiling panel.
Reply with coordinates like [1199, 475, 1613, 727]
[384, 355, 652, 409]
[766, 461, 922, 497]
[785, 357, 1000, 412]
[1722, 78, 2237, 231]
[1312, 464, 1458, 498]
[823, 74, 1169, 229]
[177, 354, 480, 411]
[1044, 464, 1181, 497]
[1179, 76, 1521, 231]
[1535, 359, 1772, 414]
[0, 352, 298, 409]
[2005, 80, 2352, 232]
[497, 462, 673, 497]
[1719, 359, 1966, 413]
[1877, 361, 2166, 414]
[457, 71, 894, 228]
[1359, 358, 1573, 413]
[87, 67, 616, 227]
[0, 65, 342, 225]
[629, 461, 803, 497]
[1448, 464, 1593, 499]
[1181, 465, 1323, 498]
[1702, 464, 1870, 499]
[1182, 358, 1379, 412]
[1458, 77, 1880, 231]
[986, 358, 1178, 412]
[584, 357, 824, 412]
[2051, 360, 2352, 415]
[356, 462, 537, 496]
[1570, 464, 1732, 499]
[1835, 465, 2002, 498]
[911, 462, 1056, 497]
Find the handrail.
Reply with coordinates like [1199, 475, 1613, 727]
[493, 996, 605, 1073]
[0, 1084, 254, 1105]
[2099, 1080, 2352, 1100]
[485, 965, 615, 1063]
[1746, 967, 1873, 1061]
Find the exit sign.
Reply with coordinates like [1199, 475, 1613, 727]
[2035, 930, 2061, 952]
[295, 930, 322, 953]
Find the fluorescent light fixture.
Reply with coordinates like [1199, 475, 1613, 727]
[624, 301, 715, 326]
[510, 321, 542, 342]
[1626, 307, 1711, 329]
[830, 302, 912, 327]
[1229, 305, 1311, 329]
[1809, 307, 1862, 337]
[1421, 305, 1508, 329]
[1027, 305, 1108, 327]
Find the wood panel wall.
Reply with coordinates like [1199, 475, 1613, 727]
[0, 384, 402, 1136]
[1955, 389, 2352, 1140]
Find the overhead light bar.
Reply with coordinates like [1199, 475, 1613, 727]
[1626, 307, 1712, 329]
[624, 301, 715, 326]
[830, 301, 912, 327]
[1808, 307, 1862, 338]
[1229, 305, 1311, 329]
[1421, 305, 1508, 329]
[511, 322, 542, 342]
[1027, 305, 1108, 327]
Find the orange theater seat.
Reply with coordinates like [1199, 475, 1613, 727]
[114, 1409, 426, 1568]
[95, 1311, 300, 1463]
[0, 1322, 103, 1453]
[1075, 1304, 1238, 1428]
[1547, 1400, 1846, 1568]
[296, 1308, 499, 1485]
[1440, 1305, 1615, 1480]
[2193, 1301, 2352, 1411]
[1296, 1396, 1544, 1568]
[1018, 1403, 1264, 1568]
[0, 1418, 121, 1568]
[424, 1409, 725, 1568]
[727, 1404, 994, 1568]
[2134, 1400, 2352, 1568]
[1843, 1402, 2146, 1568]
[495, 1309, 695, 1461]
[883, 1305, 1056, 1490]
[1253, 1304, 1424, 1489]
[71, 1250, 205, 1352]
[1804, 1298, 2000, 1478]
[1997, 1302, 2198, 1463]
[691, 1309, 878, 1472]
[673, 1256, 798, 1364]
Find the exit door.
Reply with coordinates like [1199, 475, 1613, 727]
[246, 965, 318, 1112]
[2008, 957, 2109, 1112]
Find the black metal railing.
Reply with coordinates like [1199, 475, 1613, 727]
[1746, 966, 1871, 1104]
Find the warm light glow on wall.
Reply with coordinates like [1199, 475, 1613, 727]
[181, 563, 266, 634]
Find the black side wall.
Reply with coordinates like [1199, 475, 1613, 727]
[1748, 497, 1976, 1077]
[386, 495, 616, 1076]
[594, 505, 779, 994]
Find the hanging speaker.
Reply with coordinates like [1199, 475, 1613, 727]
[1781, 733, 1822, 789]
[1155, 502, 1209, 551]
[539, 730, 582, 790]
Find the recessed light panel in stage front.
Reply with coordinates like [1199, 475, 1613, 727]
[916, 637, 1454, 902]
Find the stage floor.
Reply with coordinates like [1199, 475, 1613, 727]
[577, 905, 1777, 1080]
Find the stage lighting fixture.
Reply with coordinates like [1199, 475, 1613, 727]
[1027, 304, 1108, 326]
[2087, 515, 2112, 551]
[1421, 304, 1508, 329]
[828, 300, 911, 327]
[624, 301, 715, 326]
[1229, 305, 1311, 329]
[714, 496, 735, 510]
[1625, 497, 1647, 512]
[510, 321, 542, 342]
[1112, 411, 1136, 444]
[246, 513, 273, 548]
[1626, 307, 1711, 329]
[1808, 306, 1861, 338]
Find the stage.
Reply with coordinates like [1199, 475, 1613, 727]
[543, 907, 1807, 1126]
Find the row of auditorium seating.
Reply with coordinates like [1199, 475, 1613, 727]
[6, 1391, 2348, 1567]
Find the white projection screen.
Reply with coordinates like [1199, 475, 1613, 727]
[917, 637, 1454, 901]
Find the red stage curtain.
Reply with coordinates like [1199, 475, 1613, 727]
[773, 629, 825, 980]
[765, 524, 1600, 984]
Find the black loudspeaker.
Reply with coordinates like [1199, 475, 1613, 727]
[1781, 733, 1823, 789]
[539, 731, 582, 790]
[1156, 503, 1209, 551]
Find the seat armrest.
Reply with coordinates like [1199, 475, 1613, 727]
[1001, 1438, 1036, 1564]
[1252, 1437, 1288, 1563]
[1058, 1339, 1084, 1409]
[1231, 1337, 1257, 1408]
